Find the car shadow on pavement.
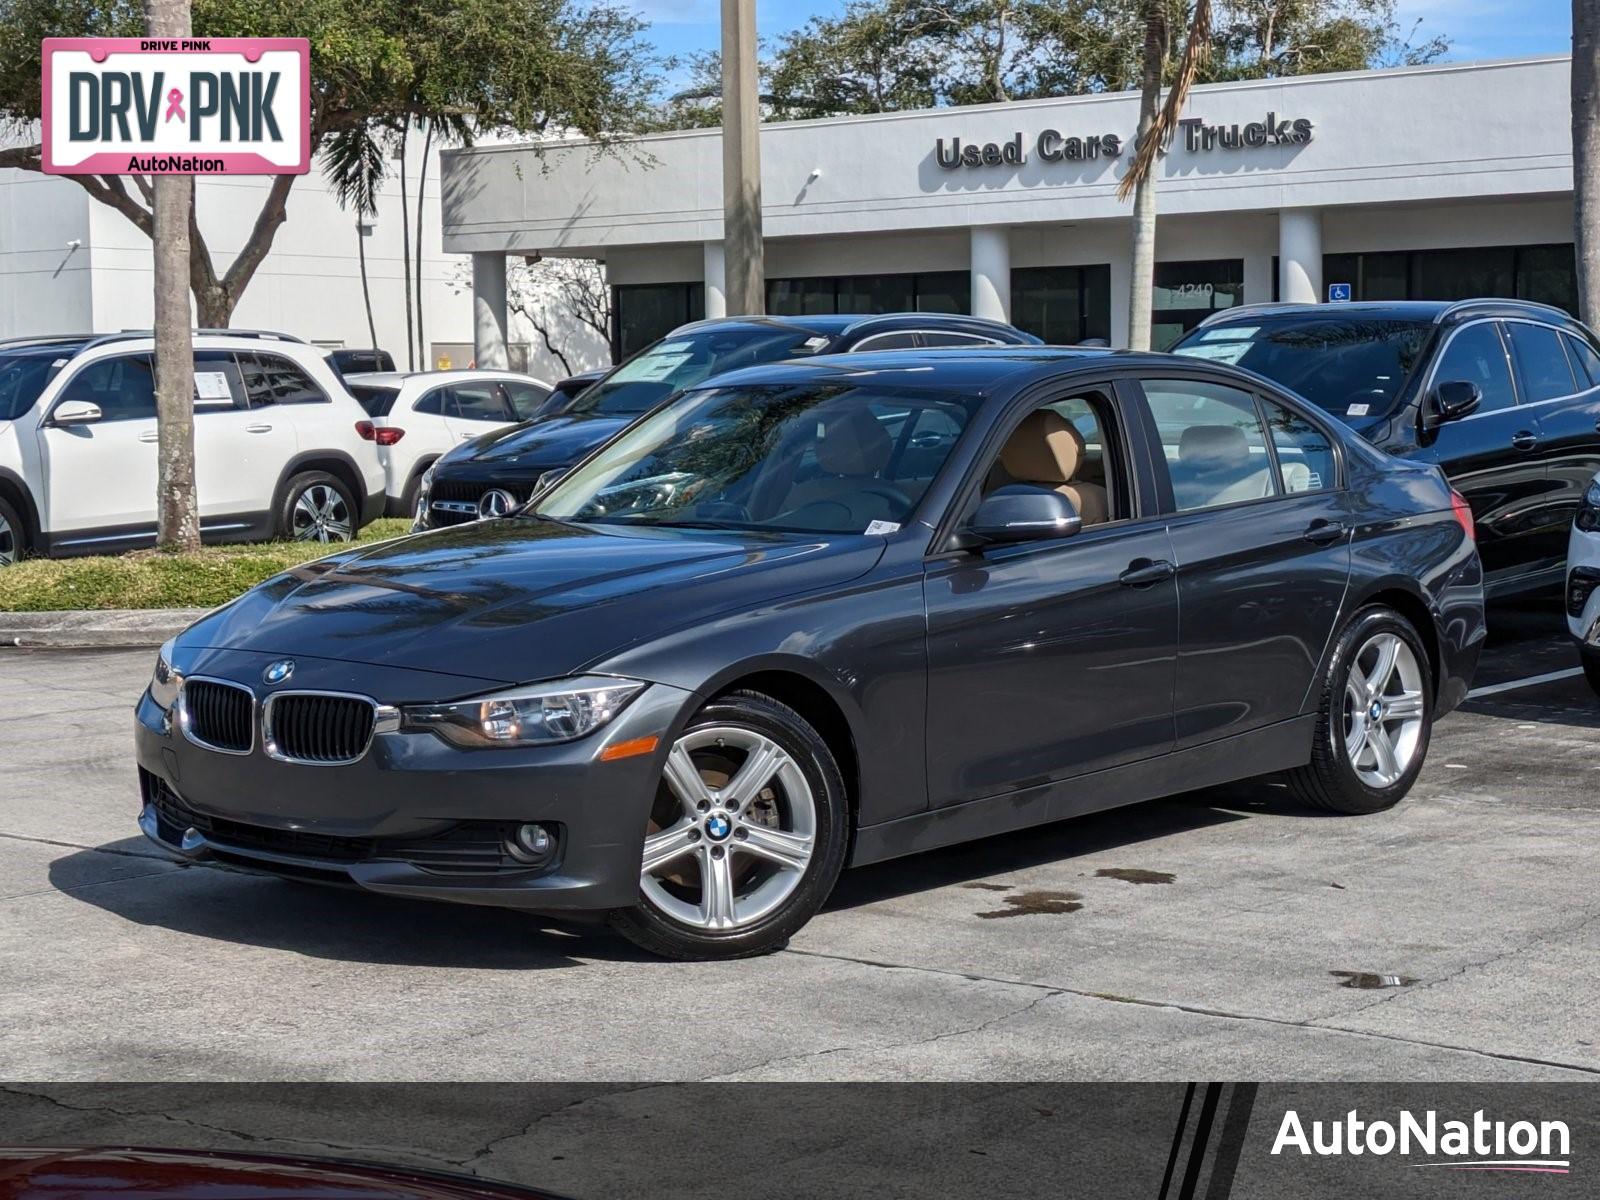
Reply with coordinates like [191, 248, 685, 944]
[48, 839, 657, 970]
[824, 780, 1310, 912]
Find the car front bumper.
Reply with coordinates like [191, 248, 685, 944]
[1568, 524, 1600, 650]
[133, 650, 695, 912]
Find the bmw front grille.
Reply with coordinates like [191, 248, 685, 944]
[174, 680, 398, 766]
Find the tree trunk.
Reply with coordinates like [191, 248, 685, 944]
[1126, 3, 1166, 351]
[147, 0, 199, 551]
[1576, 0, 1600, 325]
[415, 120, 433, 368]
[358, 224, 378, 351]
[398, 132, 415, 369]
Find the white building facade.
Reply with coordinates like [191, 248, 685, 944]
[0, 133, 608, 381]
[442, 56, 1582, 363]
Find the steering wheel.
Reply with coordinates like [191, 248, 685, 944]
[856, 481, 914, 510]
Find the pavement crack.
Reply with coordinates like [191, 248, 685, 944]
[454, 1084, 668, 1169]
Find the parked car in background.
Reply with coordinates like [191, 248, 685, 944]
[344, 370, 553, 517]
[137, 348, 1482, 959]
[414, 313, 1041, 529]
[1568, 469, 1600, 696]
[527, 367, 608, 420]
[0, 1147, 566, 1200]
[326, 347, 396, 376]
[0, 331, 385, 566]
[1173, 299, 1600, 598]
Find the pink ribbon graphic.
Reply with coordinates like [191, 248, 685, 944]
[164, 87, 185, 123]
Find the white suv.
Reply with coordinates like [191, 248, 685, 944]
[0, 331, 385, 566]
[343, 370, 552, 517]
[1569, 470, 1600, 697]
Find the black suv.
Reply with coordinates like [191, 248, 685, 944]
[415, 313, 1039, 527]
[1174, 299, 1600, 596]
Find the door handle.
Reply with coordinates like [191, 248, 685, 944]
[1303, 519, 1348, 545]
[1119, 558, 1176, 588]
[1510, 431, 1539, 451]
[138, 431, 159, 443]
[245, 423, 273, 434]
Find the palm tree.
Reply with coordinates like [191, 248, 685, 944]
[1575, 0, 1600, 324]
[1117, 0, 1213, 350]
[323, 125, 387, 353]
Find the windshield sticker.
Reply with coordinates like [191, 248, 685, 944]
[801, 336, 830, 352]
[1172, 343, 1250, 365]
[864, 520, 900, 536]
[629, 352, 693, 381]
[1197, 326, 1258, 341]
[1347, 403, 1371, 417]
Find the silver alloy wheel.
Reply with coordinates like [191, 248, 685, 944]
[0, 510, 14, 567]
[639, 726, 817, 931]
[1342, 631, 1426, 788]
[292, 484, 354, 542]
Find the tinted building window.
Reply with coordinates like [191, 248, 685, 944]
[612, 282, 705, 361]
[1152, 260, 1244, 350]
[1323, 244, 1577, 314]
[1011, 264, 1112, 345]
[764, 272, 972, 318]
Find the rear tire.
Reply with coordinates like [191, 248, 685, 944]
[609, 690, 850, 961]
[1582, 647, 1600, 701]
[275, 472, 357, 543]
[1285, 606, 1433, 815]
[0, 496, 24, 567]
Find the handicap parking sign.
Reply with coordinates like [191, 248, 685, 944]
[1328, 282, 1352, 303]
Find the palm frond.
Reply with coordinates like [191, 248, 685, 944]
[1118, 0, 1213, 202]
[323, 125, 387, 217]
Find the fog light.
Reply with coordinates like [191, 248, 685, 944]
[507, 822, 555, 865]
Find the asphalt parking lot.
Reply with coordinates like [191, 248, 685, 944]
[2, 599, 1597, 1082]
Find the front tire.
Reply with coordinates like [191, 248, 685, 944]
[1582, 646, 1600, 701]
[0, 497, 24, 567]
[609, 690, 850, 961]
[1285, 606, 1433, 815]
[276, 471, 357, 544]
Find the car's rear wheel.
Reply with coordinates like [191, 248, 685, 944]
[276, 472, 357, 543]
[0, 497, 23, 567]
[609, 690, 849, 960]
[1582, 646, 1600, 700]
[1285, 606, 1433, 815]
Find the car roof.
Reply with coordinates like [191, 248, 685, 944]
[346, 369, 534, 386]
[665, 312, 1036, 341]
[1198, 299, 1587, 330]
[690, 346, 1136, 394]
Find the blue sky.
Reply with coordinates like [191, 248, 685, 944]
[634, 0, 1574, 93]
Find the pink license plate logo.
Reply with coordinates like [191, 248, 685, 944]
[42, 37, 310, 176]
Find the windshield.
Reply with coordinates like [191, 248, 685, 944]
[537, 381, 978, 535]
[0, 354, 57, 421]
[569, 326, 831, 418]
[1173, 318, 1434, 419]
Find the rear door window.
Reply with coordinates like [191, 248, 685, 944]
[192, 351, 248, 411]
[505, 381, 552, 420]
[1505, 322, 1577, 403]
[448, 382, 514, 422]
[1563, 333, 1600, 388]
[1262, 400, 1336, 494]
[241, 353, 328, 406]
[1142, 379, 1278, 512]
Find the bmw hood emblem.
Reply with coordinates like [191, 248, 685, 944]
[705, 814, 732, 841]
[263, 659, 295, 685]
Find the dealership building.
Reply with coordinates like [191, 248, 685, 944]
[444, 55, 1583, 364]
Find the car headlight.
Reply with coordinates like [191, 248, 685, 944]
[1578, 478, 1600, 532]
[401, 675, 645, 748]
[150, 638, 182, 710]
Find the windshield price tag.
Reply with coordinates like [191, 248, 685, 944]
[864, 520, 900, 536]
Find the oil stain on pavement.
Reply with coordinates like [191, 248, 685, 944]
[1094, 868, 1176, 885]
[974, 890, 1084, 919]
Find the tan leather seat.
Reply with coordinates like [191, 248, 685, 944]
[1172, 424, 1274, 509]
[998, 410, 1110, 525]
[778, 406, 898, 524]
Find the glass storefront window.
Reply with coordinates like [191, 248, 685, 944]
[1011, 264, 1112, 345]
[1322, 244, 1577, 314]
[763, 272, 972, 317]
[1152, 260, 1245, 350]
[612, 282, 705, 361]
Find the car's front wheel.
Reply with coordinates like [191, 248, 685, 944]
[0, 496, 24, 567]
[1582, 646, 1600, 700]
[1285, 605, 1433, 815]
[609, 690, 850, 960]
[276, 471, 357, 543]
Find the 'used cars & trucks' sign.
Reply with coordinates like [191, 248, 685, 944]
[41, 37, 310, 175]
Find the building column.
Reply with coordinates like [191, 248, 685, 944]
[703, 241, 728, 319]
[1108, 254, 1132, 349]
[970, 226, 1011, 322]
[1278, 209, 1324, 304]
[471, 252, 509, 369]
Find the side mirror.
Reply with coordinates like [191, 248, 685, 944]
[1429, 380, 1481, 427]
[969, 485, 1082, 546]
[535, 467, 568, 493]
[50, 400, 103, 427]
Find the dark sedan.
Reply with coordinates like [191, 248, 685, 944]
[135, 349, 1484, 960]
[1173, 298, 1600, 598]
[0, 1148, 563, 1200]
[413, 312, 1038, 527]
